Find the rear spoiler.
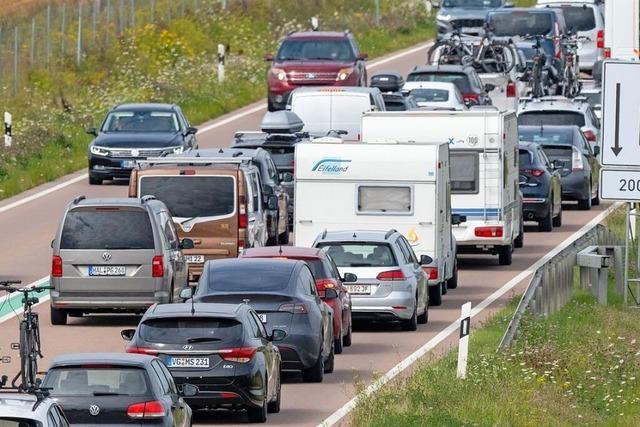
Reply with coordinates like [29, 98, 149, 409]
[136, 157, 253, 168]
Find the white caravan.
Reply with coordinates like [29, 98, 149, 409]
[361, 110, 523, 265]
[294, 141, 458, 299]
[604, 0, 639, 61]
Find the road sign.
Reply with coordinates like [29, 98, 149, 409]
[599, 169, 640, 201]
[600, 61, 640, 167]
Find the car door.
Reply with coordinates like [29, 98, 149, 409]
[397, 237, 427, 310]
[579, 131, 599, 194]
[539, 148, 562, 214]
[246, 171, 267, 247]
[249, 311, 276, 400]
[160, 211, 187, 292]
[300, 266, 330, 357]
[153, 360, 189, 427]
[266, 155, 288, 235]
[327, 256, 350, 330]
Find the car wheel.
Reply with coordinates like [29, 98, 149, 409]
[301, 348, 324, 383]
[592, 186, 600, 206]
[498, 244, 513, 266]
[538, 205, 553, 232]
[417, 297, 429, 324]
[246, 393, 267, 423]
[334, 333, 343, 355]
[401, 300, 418, 331]
[447, 261, 459, 289]
[342, 313, 352, 347]
[267, 97, 277, 112]
[428, 284, 442, 306]
[50, 306, 68, 326]
[552, 204, 563, 227]
[88, 175, 102, 185]
[514, 219, 524, 248]
[324, 340, 335, 373]
[578, 184, 592, 210]
[267, 376, 281, 414]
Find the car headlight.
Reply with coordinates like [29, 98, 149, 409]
[90, 146, 110, 156]
[336, 67, 354, 81]
[437, 14, 452, 22]
[271, 68, 287, 81]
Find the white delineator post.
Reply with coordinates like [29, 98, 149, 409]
[217, 44, 225, 84]
[4, 112, 12, 148]
[457, 302, 472, 379]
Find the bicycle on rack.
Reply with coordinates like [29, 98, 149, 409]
[560, 35, 583, 98]
[520, 34, 557, 98]
[0, 280, 53, 392]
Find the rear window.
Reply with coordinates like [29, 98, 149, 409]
[519, 128, 575, 145]
[384, 101, 407, 111]
[0, 419, 38, 426]
[140, 317, 243, 345]
[304, 259, 334, 279]
[202, 263, 293, 293]
[317, 243, 397, 268]
[43, 367, 148, 396]
[488, 12, 553, 37]
[410, 88, 450, 103]
[518, 112, 585, 127]
[519, 149, 534, 168]
[139, 176, 235, 219]
[60, 209, 154, 250]
[358, 186, 412, 214]
[406, 73, 471, 94]
[561, 6, 596, 32]
[450, 152, 479, 194]
[541, 145, 574, 159]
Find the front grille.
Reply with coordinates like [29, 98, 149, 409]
[109, 148, 167, 158]
[451, 19, 485, 29]
[288, 71, 338, 83]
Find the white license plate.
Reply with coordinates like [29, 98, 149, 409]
[120, 160, 136, 168]
[89, 266, 125, 276]
[185, 255, 205, 264]
[258, 313, 267, 323]
[345, 284, 372, 295]
[167, 357, 209, 368]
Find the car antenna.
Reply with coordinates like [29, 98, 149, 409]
[190, 291, 196, 315]
[218, 148, 224, 153]
[278, 245, 283, 255]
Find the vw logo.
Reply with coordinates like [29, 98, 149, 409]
[307, 73, 316, 80]
[182, 344, 193, 350]
[88, 404, 100, 416]
[101, 252, 112, 262]
[131, 149, 140, 157]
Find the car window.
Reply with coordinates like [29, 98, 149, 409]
[579, 133, 592, 155]
[139, 317, 243, 346]
[155, 361, 178, 394]
[299, 266, 317, 296]
[317, 242, 397, 267]
[249, 312, 268, 338]
[410, 88, 449, 103]
[248, 172, 261, 213]
[200, 263, 294, 294]
[519, 127, 575, 145]
[518, 111, 585, 127]
[450, 152, 479, 194]
[267, 158, 279, 183]
[48, 410, 60, 427]
[561, 6, 596, 32]
[400, 237, 419, 264]
[406, 72, 472, 94]
[488, 11, 553, 37]
[150, 361, 171, 395]
[4, 419, 38, 427]
[161, 212, 179, 249]
[519, 149, 534, 168]
[43, 367, 149, 396]
[55, 406, 70, 427]
[395, 239, 412, 265]
[538, 148, 552, 169]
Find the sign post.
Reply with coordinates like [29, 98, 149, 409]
[4, 112, 12, 148]
[456, 302, 471, 379]
[217, 44, 225, 84]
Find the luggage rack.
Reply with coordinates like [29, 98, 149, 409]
[135, 156, 253, 168]
[0, 375, 52, 411]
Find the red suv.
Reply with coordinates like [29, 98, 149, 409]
[241, 246, 355, 354]
[265, 31, 368, 111]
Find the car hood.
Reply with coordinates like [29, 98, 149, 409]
[438, 8, 494, 21]
[92, 132, 183, 148]
[273, 60, 355, 72]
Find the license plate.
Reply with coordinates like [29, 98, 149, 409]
[185, 255, 205, 264]
[88, 266, 125, 276]
[120, 160, 136, 168]
[258, 313, 267, 323]
[167, 357, 209, 368]
[345, 284, 371, 295]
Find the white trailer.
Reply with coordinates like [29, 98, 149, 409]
[604, 0, 639, 61]
[294, 141, 458, 296]
[361, 110, 523, 265]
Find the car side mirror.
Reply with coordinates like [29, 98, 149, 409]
[593, 146, 600, 156]
[282, 172, 293, 183]
[51, 239, 55, 249]
[181, 384, 198, 397]
[485, 84, 496, 92]
[180, 238, 195, 250]
[452, 214, 467, 226]
[267, 195, 278, 210]
[342, 272, 358, 283]
[86, 127, 98, 137]
[179, 287, 193, 300]
[270, 328, 287, 342]
[420, 254, 433, 265]
[358, 53, 368, 61]
[121, 329, 136, 341]
[324, 288, 339, 299]
[185, 127, 198, 136]
[264, 53, 274, 62]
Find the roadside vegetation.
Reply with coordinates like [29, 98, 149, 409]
[0, 0, 434, 199]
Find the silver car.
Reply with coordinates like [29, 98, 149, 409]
[313, 230, 429, 331]
[50, 196, 190, 325]
[0, 393, 70, 426]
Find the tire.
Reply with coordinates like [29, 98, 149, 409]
[538, 205, 553, 232]
[401, 301, 418, 331]
[267, 377, 281, 414]
[342, 313, 352, 347]
[428, 283, 442, 306]
[267, 97, 276, 112]
[88, 175, 102, 185]
[417, 298, 429, 324]
[441, 280, 448, 295]
[592, 191, 600, 206]
[334, 333, 343, 355]
[50, 306, 68, 326]
[427, 41, 449, 64]
[246, 394, 267, 423]
[514, 219, 524, 249]
[447, 261, 459, 289]
[552, 205, 563, 227]
[498, 244, 513, 266]
[279, 229, 289, 245]
[301, 349, 324, 383]
[324, 340, 335, 374]
[578, 184, 592, 210]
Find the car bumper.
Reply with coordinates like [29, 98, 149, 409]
[560, 173, 590, 201]
[276, 333, 322, 370]
[522, 197, 551, 221]
[50, 290, 169, 311]
[173, 374, 264, 410]
[350, 291, 415, 321]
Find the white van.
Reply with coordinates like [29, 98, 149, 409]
[361, 110, 523, 265]
[603, 0, 639, 61]
[294, 140, 458, 304]
[287, 87, 386, 141]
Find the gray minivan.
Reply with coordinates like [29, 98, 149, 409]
[50, 196, 190, 325]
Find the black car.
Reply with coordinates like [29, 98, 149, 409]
[381, 92, 419, 111]
[520, 125, 600, 210]
[123, 302, 283, 423]
[87, 103, 198, 185]
[186, 258, 335, 383]
[42, 353, 195, 426]
[519, 141, 563, 232]
[406, 65, 494, 105]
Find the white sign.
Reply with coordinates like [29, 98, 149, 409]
[600, 169, 640, 201]
[3, 112, 11, 148]
[600, 61, 640, 167]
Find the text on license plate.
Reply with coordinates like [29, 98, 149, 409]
[121, 160, 136, 168]
[345, 284, 371, 295]
[167, 357, 209, 368]
[185, 255, 205, 264]
[258, 314, 267, 323]
[89, 266, 125, 276]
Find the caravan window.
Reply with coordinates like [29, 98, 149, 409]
[357, 186, 412, 214]
[450, 152, 479, 194]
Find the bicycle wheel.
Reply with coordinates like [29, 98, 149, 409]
[20, 321, 39, 391]
[427, 41, 450, 64]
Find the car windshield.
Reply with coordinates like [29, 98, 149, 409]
[443, 0, 502, 7]
[276, 39, 355, 61]
[406, 73, 472, 94]
[519, 128, 575, 145]
[518, 112, 585, 127]
[488, 12, 553, 37]
[202, 263, 294, 293]
[43, 367, 148, 396]
[60, 208, 154, 250]
[317, 243, 397, 267]
[0, 419, 38, 427]
[410, 89, 450, 103]
[140, 317, 243, 345]
[561, 6, 596, 32]
[139, 176, 235, 219]
[102, 110, 180, 133]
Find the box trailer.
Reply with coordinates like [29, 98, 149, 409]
[361, 110, 523, 265]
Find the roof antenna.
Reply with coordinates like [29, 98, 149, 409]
[352, 232, 357, 239]
[190, 290, 196, 315]
[278, 245, 283, 255]
[218, 148, 224, 153]
[195, 152, 201, 157]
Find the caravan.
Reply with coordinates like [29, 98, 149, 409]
[293, 141, 457, 305]
[361, 110, 523, 265]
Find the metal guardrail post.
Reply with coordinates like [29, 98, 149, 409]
[542, 265, 550, 316]
[614, 246, 624, 295]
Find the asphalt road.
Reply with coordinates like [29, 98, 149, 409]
[0, 41, 611, 426]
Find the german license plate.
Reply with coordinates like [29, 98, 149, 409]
[345, 284, 371, 295]
[258, 313, 267, 323]
[167, 357, 209, 368]
[185, 255, 205, 264]
[120, 160, 136, 168]
[89, 266, 125, 276]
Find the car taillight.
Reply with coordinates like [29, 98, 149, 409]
[422, 266, 438, 281]
[572, 147, 584, 171]
[125, 346, 158, 356]
[523, 169, 545, 177]
[583, 130, 597, 142]
[604, 47, 611, 58]
[278, 303, 308, 314]
[377, 270, 405, 281]
[127, 400, 166, 419]
[596, 30, 604, 49]
[219, 347, 258, 363]
[464, 93, 479, 103]
[238, 213, 247, 228]
[152, 256, 164, 278]
[51, 256, 63, 277]
[475, 226, 503, 238]
[506, 82, 516, 98]
[315, 278, 338, 291]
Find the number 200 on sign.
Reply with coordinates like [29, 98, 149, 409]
[600, 169, 640, 201]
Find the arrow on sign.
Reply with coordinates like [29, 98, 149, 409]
[611, 83, 622, 156]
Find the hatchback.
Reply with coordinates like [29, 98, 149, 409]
[403, 81, 467, 110]
[50, 196, 190, 325]
[0, 392, 70, 426]
[124, 302, 283, 422]
[407, 65, 493, 105]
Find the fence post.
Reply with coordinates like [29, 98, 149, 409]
[61, 3, 67, 55]
[4, 112, 12, 148]
[13, 27, 18, 94]
[46, 4, 51, 65]
[614, 246, 624, 295]
[456, 302, 472, 379]
[217, 43, 225, 84]
[77, 2, 83, 65]
[131, 0, 135, 28]
[222, 0, 227, 10]
[30, 18, 36, 64]
[374, 0, 381, 26]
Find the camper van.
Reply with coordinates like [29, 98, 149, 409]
[294, 141, 458, 305]
[361, 110, 523, 265]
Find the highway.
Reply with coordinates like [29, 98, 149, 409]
[0, 41, 612, 426]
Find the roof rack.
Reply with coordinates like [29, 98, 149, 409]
[0, 384, 52, 411]
[385, 229, 398, 240]
[141, 195, 156, 203]
[72, 195, 86, 204]
[136, 157, 253, 167]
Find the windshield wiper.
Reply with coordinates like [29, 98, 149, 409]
[180, 217, 197, 225]
[92, 391, 130, 396]
[186, 337, 222, 343]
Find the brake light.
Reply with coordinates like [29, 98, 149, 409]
[315, 278, 338, 291]
[278, 303, 309, 314]
[604, 48, 611, 58]
[422, 266, 438, 281]
[219, 347, 258, 363]
[180, 169, 196, 176]
[572, 147, 584, 171]
[125, 346, 158, 356]
[376, 270, 405, 281]
[506, 82, 516, 98]
[475, 226, 503, 238]
[239, 194, 247, 229]
[127, 400, 166, 419]
[238, 240, 245, 253]
[596, 30, 604, 49]
[523, 169, 545, 177]
[152, 256, 164, 278]
[583, 130, 597, 142]
[464, 93, 479, 103]
[51, 256, 63, 277]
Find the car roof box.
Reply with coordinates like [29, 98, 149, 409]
[261, 111, 304, 134]
[370, 71, 404, 93]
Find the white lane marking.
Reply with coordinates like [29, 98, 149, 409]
[0, 277, 51, 324]
[367, 43, 429, 68]
[319, 203, 621, 427]
[0, 174, 88, 214]
[197, 103, 267, 133]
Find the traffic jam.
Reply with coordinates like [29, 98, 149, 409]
[1, 0, 612, 425]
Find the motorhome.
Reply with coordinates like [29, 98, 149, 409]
[361, 109, 523, 265]
[294, 140, 458, 304]
[604, 0, 639, 61]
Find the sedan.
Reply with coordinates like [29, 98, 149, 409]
[186, 258, 335, 383]
[123, 302, 283, 423]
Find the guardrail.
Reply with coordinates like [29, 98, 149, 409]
[498, 224, 622, 352]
